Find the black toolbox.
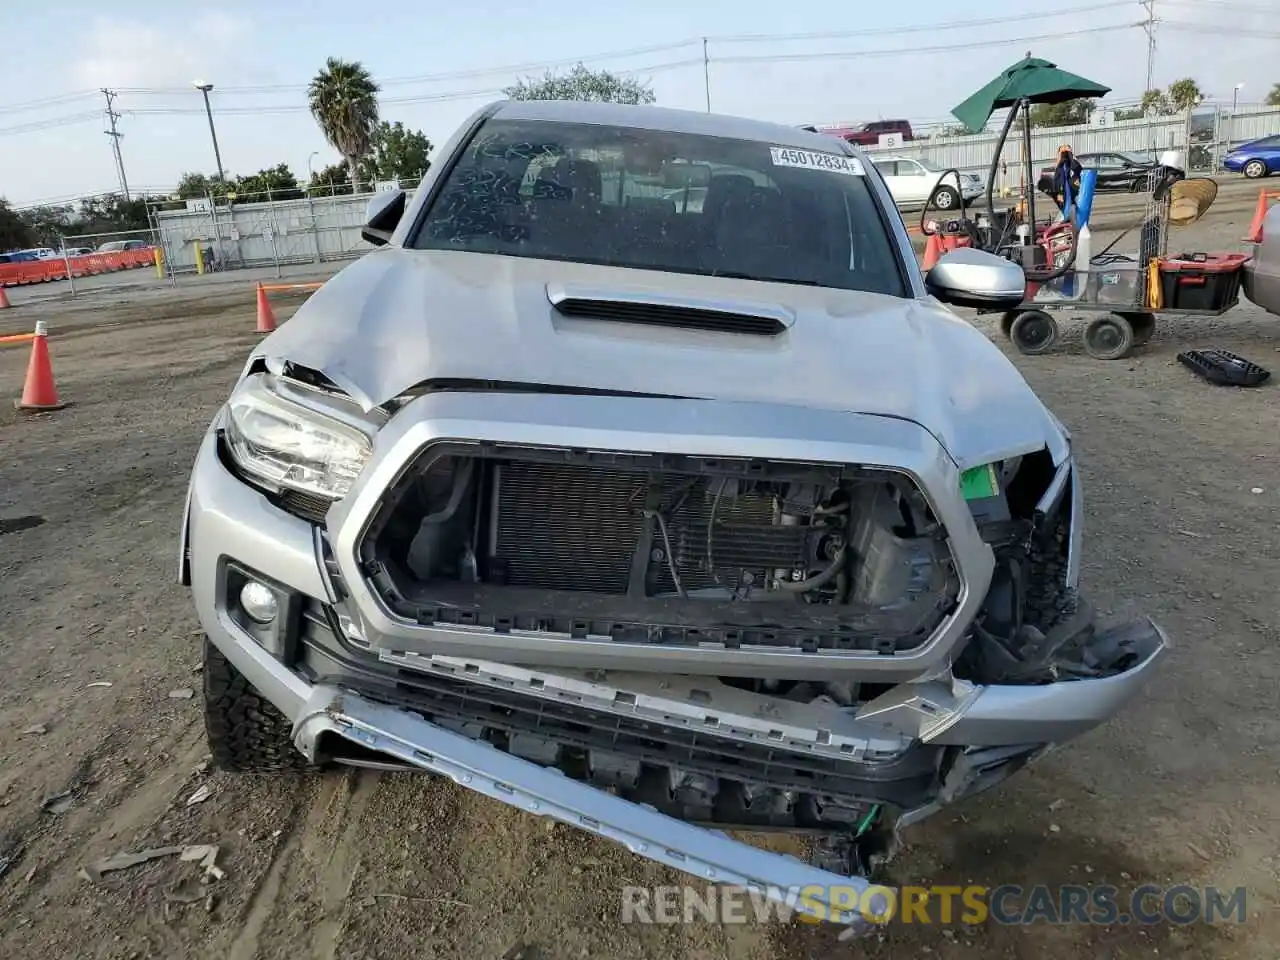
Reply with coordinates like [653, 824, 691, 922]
[1157, 253, 1249, 311]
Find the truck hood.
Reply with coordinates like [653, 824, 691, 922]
[255, 249, 1068, 469]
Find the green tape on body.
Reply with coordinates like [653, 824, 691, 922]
[959, 463, 999, 501]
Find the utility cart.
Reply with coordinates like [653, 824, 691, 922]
[981, 171, 1247, 360]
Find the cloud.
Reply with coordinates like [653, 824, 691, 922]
[71, 14, 253, 90]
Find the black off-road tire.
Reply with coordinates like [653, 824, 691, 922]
[1024, 510, 1079, 632]
[203, 638, 315, 773]
[1083, 315, 1135, 360]
[1120, 312, 1156, 346]
[1009, 310, 1060, 355]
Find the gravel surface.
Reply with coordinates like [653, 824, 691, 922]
[1, 179, 1277, 959]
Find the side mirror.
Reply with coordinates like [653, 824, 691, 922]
[925, 247, 1027, 310]
[361, 189, 406, 247]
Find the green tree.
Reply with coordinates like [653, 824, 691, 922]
[1029, 98, 1096, 127]
[1265, 83, 1280, 107]
[18, 204, 75, 246]
[504, 63, 656, 104]
[358, 121, 433, 185]
[309, 161, 353, 196]
[1, 197, 34, 250]
[176, 172, 231, 201]
[235, 163, 304, 201]
[77, 194, 151, 234]
[1139, 88, 1173, 115]
[1112, 106, 1144, 121]
[1166, 78, 1205, 112]
[308, 57, 381, 194]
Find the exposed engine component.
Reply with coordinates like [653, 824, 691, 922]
[359, 444, 960, 654]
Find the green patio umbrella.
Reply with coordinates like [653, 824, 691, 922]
[951, 55, 1111, 133]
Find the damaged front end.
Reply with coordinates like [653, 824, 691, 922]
[187, 371, 1168, 926]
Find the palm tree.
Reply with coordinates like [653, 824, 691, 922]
[307, 58, 380, 194]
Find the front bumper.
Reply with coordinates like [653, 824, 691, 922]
[294, 684, 881, 925]
[183, 394, 1170, 924]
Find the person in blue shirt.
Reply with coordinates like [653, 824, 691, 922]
[1050, 144, 1083, 214]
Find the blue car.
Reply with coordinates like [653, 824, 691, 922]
[1222, 135, 1280, 179]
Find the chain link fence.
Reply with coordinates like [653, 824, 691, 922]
[151, 184, 410, 278]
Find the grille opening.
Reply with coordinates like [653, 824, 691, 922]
[358, 443, 960, 654]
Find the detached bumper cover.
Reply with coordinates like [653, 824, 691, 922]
[292, 685, 874, 927]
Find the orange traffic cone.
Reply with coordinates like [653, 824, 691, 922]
[255, 283, 276, 333]
[921, 232, 943, 272]
[1243, 189, 1269, 243]
[0, 284, 10, 309]
[16, 321, 66, 412]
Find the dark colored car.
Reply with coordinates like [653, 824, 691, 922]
[1037, 152, 1164, 197]
[1222, 135, 1280, 180]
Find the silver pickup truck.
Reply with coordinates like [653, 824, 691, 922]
[179, 99, 1168, 929]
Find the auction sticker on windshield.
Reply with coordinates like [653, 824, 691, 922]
[769, 147, 865, 176]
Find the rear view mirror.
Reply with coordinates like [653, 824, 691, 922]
[925, 247, 1027, 310]
[361, 189, 406, 247]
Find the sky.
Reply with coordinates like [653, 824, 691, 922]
[0, 0, 1275, 207]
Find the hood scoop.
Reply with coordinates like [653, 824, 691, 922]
[546, 282, 792, 336]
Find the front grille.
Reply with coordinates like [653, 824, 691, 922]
[359, 443, 960, 654]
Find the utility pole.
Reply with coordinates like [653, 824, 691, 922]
[1141, 0, 1158, 96]
[102, 89, 131, 201]
[1140, 0, 1159, 152]
[702, 38, 711, 113]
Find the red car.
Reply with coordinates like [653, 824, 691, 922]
[801, 120, 914, 146]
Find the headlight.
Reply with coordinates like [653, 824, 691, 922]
[225, 374, 373, 500]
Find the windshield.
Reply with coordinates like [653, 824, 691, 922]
[411, 118, 907, 297]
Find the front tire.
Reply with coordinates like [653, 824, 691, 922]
[1009, 310, 1059, 355]
[203, 638, 315, 773]
[1243, 160, 1267, 179]
[1083, 315, 1135, 360]
[930, 186, 959, 210]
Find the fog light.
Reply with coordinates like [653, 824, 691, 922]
[239, 581, 278, 623]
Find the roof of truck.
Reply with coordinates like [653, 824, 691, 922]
[489, 99, 857, 152]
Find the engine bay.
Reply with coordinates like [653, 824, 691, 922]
[358, 444, 961, 653]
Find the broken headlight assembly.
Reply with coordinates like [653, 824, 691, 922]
[224, 373, 375, 500]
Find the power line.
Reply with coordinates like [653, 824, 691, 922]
[714, 1, 1133, 43]
[5, 0, 1138, 110]
[1162, 0, 1275, 11]
[117, 24, 1140, 120]
[0, 91, 99, 118]
[0, 110, 102, 137]
[713, 23, 1140, 65]
[102, 89, 131, 201]
[1160, 20, 1280, 40]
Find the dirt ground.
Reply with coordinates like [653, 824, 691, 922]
[2, 181, 1278, 960]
